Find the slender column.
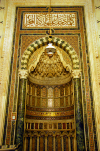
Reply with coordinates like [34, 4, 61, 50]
[68, 136, 71, 151]
[30, 135, 32, 151]
[53, 135, 55, 151]
[16, 70, 28, 151]
[37, 135, 39, 151]
[61, 135, 64, 151]
[74, 135, 77, 151]
[72, 70, 85, 151]
[45, 135, 47, 151]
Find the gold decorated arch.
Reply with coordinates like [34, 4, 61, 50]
[21, 36, 79, 70]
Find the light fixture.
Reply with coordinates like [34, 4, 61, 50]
[46, 43, 56, 57]
[46, 0, 56, 57]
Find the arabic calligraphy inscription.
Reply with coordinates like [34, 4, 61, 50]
[23, 12, 77, 28]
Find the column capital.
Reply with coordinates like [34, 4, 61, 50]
[19, 70, 29, 79]
[71, 69, 81, 78]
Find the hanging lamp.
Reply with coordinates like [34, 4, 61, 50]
[46, 0, 56, 57]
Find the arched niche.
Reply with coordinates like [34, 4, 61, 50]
[16, 37, 85, 151]
[21, 36, 79, 70]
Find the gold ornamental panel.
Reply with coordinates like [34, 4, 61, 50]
[26, 110, 74, 117]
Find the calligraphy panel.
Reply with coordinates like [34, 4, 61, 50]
[23, 12, 77, 29]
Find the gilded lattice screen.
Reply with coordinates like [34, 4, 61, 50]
[27, 80, 73, 108]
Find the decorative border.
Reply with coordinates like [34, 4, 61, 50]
[26, 115, 74, 120]
[26, 105, 74, 111]
[26, 110, 74, 117]
[21, 11, 79, 30]
[0, 3, 99, 151]
[21, 36, 79, 69]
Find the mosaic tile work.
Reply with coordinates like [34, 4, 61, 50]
[54, 87, 59, 97]
[21, 35, 44, 56]
[41, 98, 47, 108]
[42, 87, 47, 97]
[54, 99, 60, 107]
[57, 35, 80, 57]
[3, 6, 98, 151]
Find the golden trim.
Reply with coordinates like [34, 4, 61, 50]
[26, 110, 74, 117]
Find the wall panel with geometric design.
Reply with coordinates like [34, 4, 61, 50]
[2, 6, 98, 151]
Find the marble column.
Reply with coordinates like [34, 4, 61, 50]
[16, 70, 28, 151]
[72, 70, 85, 151]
